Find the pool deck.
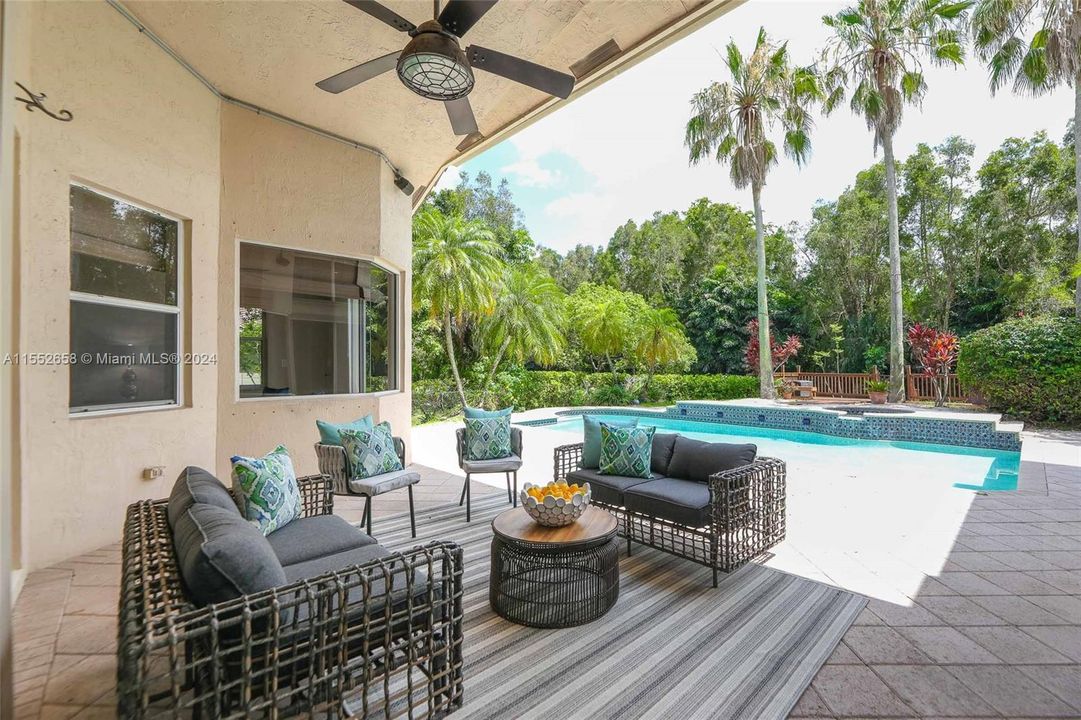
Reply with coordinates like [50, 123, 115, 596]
[9, 410, 1081, 719]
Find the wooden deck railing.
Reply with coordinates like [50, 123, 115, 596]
[778, 366, 967, 402]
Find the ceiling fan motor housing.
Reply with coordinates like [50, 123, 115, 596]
[397, 20, 475, 100]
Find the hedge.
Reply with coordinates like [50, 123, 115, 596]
[413, 371, 758, 419]
[957, 315, 1081, 424]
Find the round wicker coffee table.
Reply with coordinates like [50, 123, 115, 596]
[489, 506, 620, 628]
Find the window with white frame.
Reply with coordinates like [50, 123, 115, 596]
[238, 243, 397, 398]
[69, 184, 181, 413]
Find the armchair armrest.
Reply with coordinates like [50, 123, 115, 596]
[314, 443, 350, 496]
[708, 457, 786, 536]
[296, 473, 334, 517]
[455, 428, 466, 468]
[511, 426, 523, 457]
[553, 442, 584, 483]
[393, 436, 406, 467]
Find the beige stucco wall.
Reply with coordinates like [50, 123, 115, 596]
[10, 3, 413, 572]
[14, 1, 222, 569]
[215, 105, 412, 479]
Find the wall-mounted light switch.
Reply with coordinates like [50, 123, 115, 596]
[143, 466, 165, 481]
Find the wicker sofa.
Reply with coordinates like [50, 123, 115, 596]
[118, 467, 463, 719]
[554, 432, 786, 587]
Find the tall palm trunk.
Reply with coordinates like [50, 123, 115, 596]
[752, 182, 774, 399]
[480, 336, 511, 405]
[1074, 76, 1081, 318]
[443, 311, 468, 408]
[882, 133, 906, 402]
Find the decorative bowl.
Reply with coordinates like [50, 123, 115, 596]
[519, 481, 592, 527]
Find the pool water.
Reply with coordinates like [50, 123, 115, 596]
[540, 414, 1020, 492]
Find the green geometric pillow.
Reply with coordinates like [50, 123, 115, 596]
[599, 423, 656, 479]
[230, 445, 302, 536]
[465, 416, 512, 461]
[340, 422, 403, 479]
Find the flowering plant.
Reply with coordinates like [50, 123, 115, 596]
[907, 323, 959, 407]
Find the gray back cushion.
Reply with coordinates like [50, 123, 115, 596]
[167, 466, 238, 527]
[666, 436, 757, 483]
[171, 503, 287, 607]
[651, 433, 678, 475]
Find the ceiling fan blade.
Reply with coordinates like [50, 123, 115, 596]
[466, 45, 574, 99]
[316, 52, 399, 93]
[437, 0, 498, 37]
[445, 97, 479, 136]
[343, 0, 415, 33]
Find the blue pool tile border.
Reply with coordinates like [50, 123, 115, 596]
[525, 402, 1021, 452]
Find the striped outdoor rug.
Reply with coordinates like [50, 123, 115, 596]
[372, 493, 865, 720]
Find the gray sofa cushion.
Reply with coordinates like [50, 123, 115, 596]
[167, 466, 237, 527]
[283, 544, 431, 625]
[283, 543, 393, 582]
[267, 515, 376, 566]
[624, 478, 711, 528]
[567, 468, 658, 507]
[462, 454, 522, 474]
[348, 467, 422, 496]
[171, 503, 287, 607]
[666, 436, 757, 483]
[651, 433, 678, 476]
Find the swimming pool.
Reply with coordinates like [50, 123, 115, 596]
[537, 413, 1020, 492]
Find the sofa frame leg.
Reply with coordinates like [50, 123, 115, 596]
[363, 496, 373, 537]
[512, 471, 518, 507]
[505, 471, 512, 504]
[408, 484, 417, 538]
[465, 473, 471, 523]
[458, 476, 467, 507]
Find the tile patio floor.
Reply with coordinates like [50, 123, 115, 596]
[10, 424, 1081, 719]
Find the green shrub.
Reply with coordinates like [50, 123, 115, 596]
[957, 316, 1081, 424]
[412, 371, 758, 418]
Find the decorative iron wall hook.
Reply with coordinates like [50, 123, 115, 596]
[14, 82, 73, 122]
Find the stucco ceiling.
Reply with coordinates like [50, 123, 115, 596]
[122, 0, 739, 196]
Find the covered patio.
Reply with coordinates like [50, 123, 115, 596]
[4, 1, 1081, 719]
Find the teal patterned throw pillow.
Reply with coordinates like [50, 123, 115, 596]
[230, 445, 302, 535]
[340, 422, 403, 479]
[465, 416, 512, 461]
[599, 423, 656, 479]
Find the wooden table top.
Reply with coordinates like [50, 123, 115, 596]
[491, 506, 617, 546]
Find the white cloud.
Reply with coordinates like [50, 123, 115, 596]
[430, 164, 461, 194]
[495, 0, 1073, 254]
[500, 157, 562, 188]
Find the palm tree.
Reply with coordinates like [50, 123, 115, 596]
[820, 0, 972, 400]
[412, 207, 504, 407]
[971, 0, 1081, 317]
[635, 307, 691, 398]
[686, 28, 818, 399]
[479, 265, 566, 400]
[578, 298, 634, 380]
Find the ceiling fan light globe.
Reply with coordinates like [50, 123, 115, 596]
[396, 31, 474, 101]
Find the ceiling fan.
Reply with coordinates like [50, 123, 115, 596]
[317, 0, 576, 136]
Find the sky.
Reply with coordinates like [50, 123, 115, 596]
[434, 0, 1074, 256]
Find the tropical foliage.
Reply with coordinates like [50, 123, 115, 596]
[686, 27, 819, 398]
[958, 316, 1081, 422]
[820, 0, 974, 400]
[971, 0, 1081, 317]
[409, 3, 1081, 425]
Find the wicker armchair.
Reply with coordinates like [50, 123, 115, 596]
[118, 474, 464, 719]
[315, 436, 419, 538]
[554, 442, 786, 587]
